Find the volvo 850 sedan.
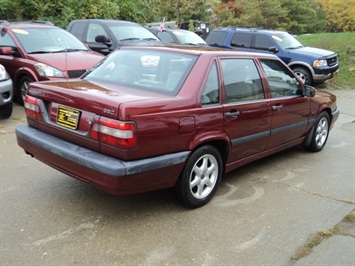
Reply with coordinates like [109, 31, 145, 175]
[16, 46, 339, 208]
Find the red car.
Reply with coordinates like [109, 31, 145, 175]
[16, 46, 339, 208]
[0, 21, 104, 104]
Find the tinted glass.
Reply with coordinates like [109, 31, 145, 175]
[254, 35, 274, 50]
[69, 22, 86, 40]
[205, 31, 228, 46]
[231, 33, 252, 48]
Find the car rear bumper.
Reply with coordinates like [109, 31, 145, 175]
[16, 125, 189, 195]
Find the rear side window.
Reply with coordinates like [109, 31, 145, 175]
[260, 59, 301, 97]
[221, 58, 264, 102]
[205, 31, 228, 46]
[69, 22, 86, 40]
[157, 32, 175, 43]
[230, 33, 252, 48]
[201, 61, 219, 105]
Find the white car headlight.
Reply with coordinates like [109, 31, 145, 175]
[313, 59, 327, 68]
[0, 64, 10, 81]
[34, 63, 64, 78]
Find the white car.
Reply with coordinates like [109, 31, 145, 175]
[0, 64, 13, 119]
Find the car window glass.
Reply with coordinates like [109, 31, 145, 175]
[109, 24, 158, 41]
[205, 31, 228, 46]
[201, 61, 219, 105]
[0, 31, 16, 47]
[231, 33, 252, 48]
[87, 23, 107, 42]
[221, 58, 264, 103]
[254, 35, 274, 50]
[157, 32, 175, 43]
[84, 49, 197, 96]
[12, 28, 88, 53]
[260, 59, 302, 97]
[69, 22, 86, 40]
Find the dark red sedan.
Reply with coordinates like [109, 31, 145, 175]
[16, 46, 339, 208]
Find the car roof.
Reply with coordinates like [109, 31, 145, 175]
[119, 45, 279, 59]
[69, 19, 141, 25]
[0, 21, 56, 29]
[213, 26, 287, 35]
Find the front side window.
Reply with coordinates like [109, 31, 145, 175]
[260, 59, 302, 97]
[86, 23, 107, 42]
[254, 35, 275, 50]
[221, 58, 264, 103]
[0, 31, 16, 47]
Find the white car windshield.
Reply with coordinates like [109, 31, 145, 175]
[272, 33, 303, 49]
[13, 28, 89, 54]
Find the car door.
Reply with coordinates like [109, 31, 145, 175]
[220, 58, 272, 161]
[259, 59, 310, 148]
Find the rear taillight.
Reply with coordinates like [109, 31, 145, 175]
[24, 95, 43, 120]
[90, 117, 137, 148]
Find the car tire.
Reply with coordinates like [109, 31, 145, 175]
[293, 67, 312, 85]
[303, 111, 330, 152]
[17, 76, 33, 105]
[0, 102, 13, 119]
[174, 145, 222, 208]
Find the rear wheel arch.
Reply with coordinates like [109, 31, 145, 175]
[174, 139, 229, 208]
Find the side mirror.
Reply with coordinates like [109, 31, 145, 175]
[0, 46, 14, 55]
[269, 46, 279, 53]
[95, 35, 112, 47]
[303, 85, 315, 97]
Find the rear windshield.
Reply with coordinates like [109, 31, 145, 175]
[84, 49, 198, 95]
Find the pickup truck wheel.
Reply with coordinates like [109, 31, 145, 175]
[293, 67, 312, 85]
[0, 102, 13, 119]
[175, 145, 222, 208]
[304, 112, 330, 152]
[17, 76, 33, 105]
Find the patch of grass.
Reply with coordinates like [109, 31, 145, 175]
[291, 229, 335, 260]
[296, 32, 355, 90]
[342, 211, 355, 223]
[291, 210, 355, 261]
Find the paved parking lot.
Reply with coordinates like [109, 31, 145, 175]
[1, 89, 354, 265]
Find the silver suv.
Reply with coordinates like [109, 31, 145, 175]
[0, 64, 13, 119]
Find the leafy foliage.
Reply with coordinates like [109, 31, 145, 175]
[0, 0, 352, 32]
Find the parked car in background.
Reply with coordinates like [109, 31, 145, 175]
[0, 21, 104, 104]
[0, 64, 13, 119]
[67, 19, 162, 55]
[146, 26, 208, 46]
[205, 26, 339, 85]
[16, 46, 339, 208]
